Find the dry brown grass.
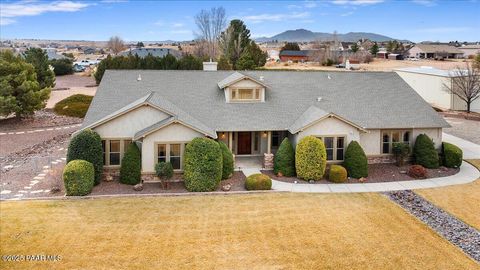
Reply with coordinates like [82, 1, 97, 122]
[416, 160, 480, 229]
[1, 193, 477, 270]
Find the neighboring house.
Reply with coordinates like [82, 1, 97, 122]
[119, 47, 181, 58]
[396, 66, 480, 113]
[458, 44, 480, 58]
[279, 50, 311, 62]
[44, 48, 67, 60]
[77, 64, 448, 176]
[83, 47, 96, 54]
[267, 49, 280, 61]
[407, 44, 463, 59]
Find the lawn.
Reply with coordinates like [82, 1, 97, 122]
[416, 159, 480, 229]
[1, 193, 477, 269]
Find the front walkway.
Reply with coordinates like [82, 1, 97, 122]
[243, 161, 480, 193]
[443, 132, 480, 159]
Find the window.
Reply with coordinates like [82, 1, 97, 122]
[109, 140, 120, 165]
[157, 144, 166, 163]
[317, 136, 345, 161]
[170, 144, 181, 170]
[230, 88, 261, 101]
[156, 143, 186, 170]
[272, 132, 280, 147]
[382, 130, 411, 154]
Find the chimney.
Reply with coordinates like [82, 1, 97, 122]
[203, 59, 218, 71]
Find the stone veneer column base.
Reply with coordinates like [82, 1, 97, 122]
[264, 153, 274, 169]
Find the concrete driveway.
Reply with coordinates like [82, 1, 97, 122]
[443, 132, 480, 159]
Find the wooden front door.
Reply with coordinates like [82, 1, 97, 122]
[237, 132, 251, 155]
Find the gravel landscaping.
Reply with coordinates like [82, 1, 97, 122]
[262, 163, 459, 184]
[385, 190, 480, 262]
[0, 109, 82, 132]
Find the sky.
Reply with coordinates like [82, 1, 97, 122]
[0, 0, 479, 42]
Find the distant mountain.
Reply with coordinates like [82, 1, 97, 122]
[256, 29, 406, 42]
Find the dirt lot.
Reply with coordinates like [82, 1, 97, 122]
[48, 74, 97, 108]
[53, 73, 96, 90]
[264, 58, 469, 72]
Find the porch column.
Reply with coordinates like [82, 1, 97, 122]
[228, 132, 233, 151]
[267, 131, 272, 154]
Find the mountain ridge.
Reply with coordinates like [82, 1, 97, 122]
[255, 29, 408, 42]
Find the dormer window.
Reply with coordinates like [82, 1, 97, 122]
[218, 72, 267, 103]
[231, 88, 261, 101]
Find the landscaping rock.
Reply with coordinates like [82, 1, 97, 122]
[105, 175, 114, 182]
[133, 184, 143, 191]
[263, 153, 274, 170]
[221, 184, 231, 191]
[50, 185, 61, 193]
[358, 177, 367, 183]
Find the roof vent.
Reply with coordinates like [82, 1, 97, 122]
[327, 74, 331, 79]
[259, 76, 264, 81]
[137, 74, 142, 81]
[317, 97, 322, 102]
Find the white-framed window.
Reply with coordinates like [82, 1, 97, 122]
[101, 138, 132, 166]
[316, 136, 345, 161]
[230, 88, 261, 101]
[382, 130, 411, 154]
[155, 142, 186, 170]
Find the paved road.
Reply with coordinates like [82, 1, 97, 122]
[442, 132, 480, 159]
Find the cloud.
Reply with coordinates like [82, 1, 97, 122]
[332, 0, 384, 5]
[411, 0, 436, 6]
[172, 23, 184, 28]
[414, 27, 471, 33]
[241, 12, 310, 23]
[100, 0, 128, 3]
[304, 1, 318, 8]
[0, 1, 90, 25]
[341, 11, 354, 16]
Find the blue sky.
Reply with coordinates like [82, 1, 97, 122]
[1, 0, 479, 42]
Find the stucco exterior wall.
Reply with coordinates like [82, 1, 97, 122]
[141, 123, 204, 173]
[413, 128, 443, 149]
[359, 130, 381, 155]
[93, 105, 169, 138]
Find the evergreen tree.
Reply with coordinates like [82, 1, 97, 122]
[370, 42, 379, 56]
[280, 42, 300, 52]
[23, 48, 55, 89]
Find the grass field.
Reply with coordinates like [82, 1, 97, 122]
[416, 159, 480, 229]
[1, 193, 477, 269]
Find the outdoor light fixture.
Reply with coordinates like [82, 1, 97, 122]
[262, 131, 267, 137]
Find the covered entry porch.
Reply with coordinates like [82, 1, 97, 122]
[217, 131, 289, 156]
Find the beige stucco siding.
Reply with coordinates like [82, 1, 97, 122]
[413, 128, 442, 149]
[93, 105, 169, 138]
[359, 130, 381, 155]
[224, 79, 265, 103]
[141, 123, 204, 173]
[292, 117, 361, 147]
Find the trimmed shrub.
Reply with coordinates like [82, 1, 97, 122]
[54, 94, 93, 118]
[442, 142, 462, 168]
[120, 143, 141, 185]
[245, 173, 272, 190]
[218, 141, 234, 179]
[343, 141, 368, 178]
[329, 165, 348, 183]
[408, 165, 427, 179]
[155, 162, 174, 189]
[413, 134, 439, 169]
[67, 129, 103, 185]
[184, 138, 223, 192]
[274, 138, 295, 177]
[295, 136, 327, 181]
[392, 142, 410, 167]
[63, 160, 94, 196]
[50, 58, 74, 75]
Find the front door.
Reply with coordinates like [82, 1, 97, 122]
[237, 132, 251, 155]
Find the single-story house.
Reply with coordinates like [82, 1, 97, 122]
[119, 48, 181, 58]
[458, 44, 480, 58]
[395, 66, 480, 113]
[279, 50, 312, 62]
[407, 44, 463, 59]
[44, 48, 67, 60]
[77, 64, 449, 177]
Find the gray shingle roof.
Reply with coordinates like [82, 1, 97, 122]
[412, 44, 463, 54]
[119, 48, 181, 58]
[83, 70, 449, 135]
[279, 50, 312, 57]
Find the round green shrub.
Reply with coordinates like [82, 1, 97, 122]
[329, 165, 348, 183]
[54, 94, 93, 118]
[295, 136, 326, 181]
[413, 134, 439, 169]
[442, 142, 462, 168]
[218, 141, 234, 179]
[343, 141, 368, 178]
[63, 160, 94, 196]
[155, 162, 174, 179]
[245, 173, 272, 190]
[120, 142, 141, 185]
[274, 138, 295, 176]
[184, 137, 223, 192]
[67, 129, 103, 185]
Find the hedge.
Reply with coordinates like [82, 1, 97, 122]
[184, 138, 223, 192]
[63, 160, 94, 196]
[442, 142, 462, 168]
[120, 143, 141, 185]
[245, 173, 272, 190]
[218, 141, 234, 179]
[53, 94, 93, 118]
[274, 138, 295, 176]
[295, 136, 326, 181]
[413, 134, 439, 169]
[155, 162, 174, 179]
[343, 141, 368, 178]
[67, 129, 103, 185]
[329, 165, 348, 183]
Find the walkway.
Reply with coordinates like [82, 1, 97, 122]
[242, 161, 480, 193]
[443, 132, 480, 159]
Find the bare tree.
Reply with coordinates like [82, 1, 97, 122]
[194, 7, 227, 59]
[443, 62, 480, 113]
[107, 36, 125, 55]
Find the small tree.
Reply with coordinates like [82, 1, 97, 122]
[443, 62, 480, 113]
[295, 136, 326, 181]
[351, 43, 359, 53]
[274, 138, 295, 177]
[236, 51, 256, 70]
[67, 129, 104, 184]
[23, 48, 56, 89]
[178, 54, 203, 70]
[217, 55, 232, 70]
[155, 162, 173, 189]
[108, 36, 125, 55]
[136, 42, 145, 48]
[0, 50, 51, 118]
[120, 143, 141, 185]
[218, 142, 234, 179]
[392, 142, 410, 167]
[280, 42, 300, 52]
[413, 134, 439, 169]
[343, 141, 368, 178]
[370, 42, 379, 56]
